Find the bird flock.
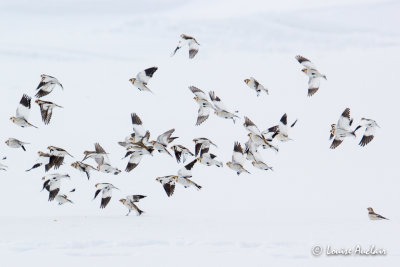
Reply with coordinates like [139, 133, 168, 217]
[3, 33, 383, 219]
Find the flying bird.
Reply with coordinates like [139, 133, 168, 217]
[119, 195, 146, 216]
[209, 91, 239, 123]
[35, 99, 63, 125]
[35, 74, 63, 98]
[86, 143, 121, 175]
[41, 173, 70, 201]
[359, 118, 380, 147]
[189, 86, 214, 126]
[243, 116, 262, 136]
[54, 194, 73, 205]
[177, 159, 198, 179]
[197, 147, 223, 168]
[5, 138, 29, 151]
[170, 145, 194, 163]
[26, 151, 51, 172]
[226, 142, 250, 176]
[171, 34, 200, 59]
[244, 77, 269, 96]
[367, 207, 388, 220]
[10, 94, 37, 128]
[94, 183, 119, 209]
[71, 161, 97, 180]
[156, 176, 177, 197]
[263, 114, 297, 142]
[129, 67, 158, 93]
[295, 55, 327, 96]
[193, 137, 217, 157]
[149, 129, 177, 156]
[330, 108, 361, 149]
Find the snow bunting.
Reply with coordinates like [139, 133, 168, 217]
[330, 108, 361, 149]
[26, 151, 51, 172]
[295, 55, 327, 96]
[248, 133, 279, 152]
[130, 113, 150, 143]
[170, 145, 194, 163]
[262, 114, 297, 142]
[359, 118, 380, 147]
[197, 147, 223, 167]
[171, 34, 200, 59]
[119, 195, 146, 216]
[48, 146, 73, 158]
[193, 137, 217, 157]
[209, 91, 239, 124]
[10, 94, 37, 128]
[5, 138, 29, 151]
[367, 207, 388, 220]
[71, 161, 97, 180]
[129, 67, 158, 93]
[177, 159, 197, 179]
[35, 74, 63, 98]
[156, 175, 176, 197]
[124, 144, 154, 172]
[55, 194, 73, 205]
[42, 173, 70, 201]
[226, 142, 250, 176]
[189, 86, 214, 126]
[82, 143, 108, 162]
[149, 129, 177, 157]
[45, 146, 73, 171]
[94, 183, 119, 209]
[244, 77, 269, 96]
[35, 99, 63, 125]
[174, 176, 202, 190]
[252, 161, 273, 171]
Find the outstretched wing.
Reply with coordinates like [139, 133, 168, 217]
[136, 67, 158, 85]
[16, 94, 32, 120]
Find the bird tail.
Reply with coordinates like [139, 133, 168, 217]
[21, 145, 26, 151]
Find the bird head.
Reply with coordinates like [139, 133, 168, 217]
[5, 140, 9, 145]
[367, 207, 374, 212]
[35, 99, 41, 104]
[71, 162, 77, 168]
[42, 176, 46, 180]
[9, 117, 15, 122]
[155, 177, 161, 183]
[301, 68, 308, 73]
[40, 74, 46, 78]
[244, 79, 250, 84]
[251, 161, 256, 166]
[119, 199, 126, 204]
[129, 78, 136, 84]
[331, 124, 336, 129]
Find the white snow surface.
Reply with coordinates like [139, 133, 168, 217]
[0, 0, 399, 266]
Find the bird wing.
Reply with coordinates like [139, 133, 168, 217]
[157, 129, 175, 146]
[359, 126, 375, 147]
[209, 91, 226, 111]
[125, 154, 142, 172]
[330, 136, 344, 149]
[337, 108, 351, 131]
[232, 142, 244, 165]
[171, 40, 184, 57]
[188, 39, 199, 59]
[94, 143, 110, 165]
[189, 86, 207, 99]
[136, 67, 158, 84]
[244, 116, 261, 135]
[16, 94, 32, 120]
[308, 77, 320, 97]
[163, 181, 175, 197]
[295, 55, 316, 69]
[196, 106, 210, 126]
[131, 113, 146, 139]
[278, 113, 288, 137]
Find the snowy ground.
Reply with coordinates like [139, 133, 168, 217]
[0, 0, 399, 266]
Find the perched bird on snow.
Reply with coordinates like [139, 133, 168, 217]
[193, 137, 217, 157]
[295, 55, 327, 96]
[209, 91, 239, 124]
[170, 145, 194, 163]
[35, 99, 63, 125]
[262, 113, 297, 142]
[94, 183, 119, 209]
[41, 173, 70, 201]
[71, 161, 97, 180]
[5, 138, 29, 151]
[171, 34, 200, 59]
[35, 74, 63, 98]
[189, 86, 214, 126]
[330, 108, 361, 149]
[244, 77, 269, 96]
[119, 195, 146, 216]
[129, 67, 158, 93]
[54, 194, 73, 205]
[359, 118, 380, 147]
[226, 142, 250, 176]
[367, 207, 388, 220]
[156, 176, 177, 197]
[10, 94, 37, 128]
